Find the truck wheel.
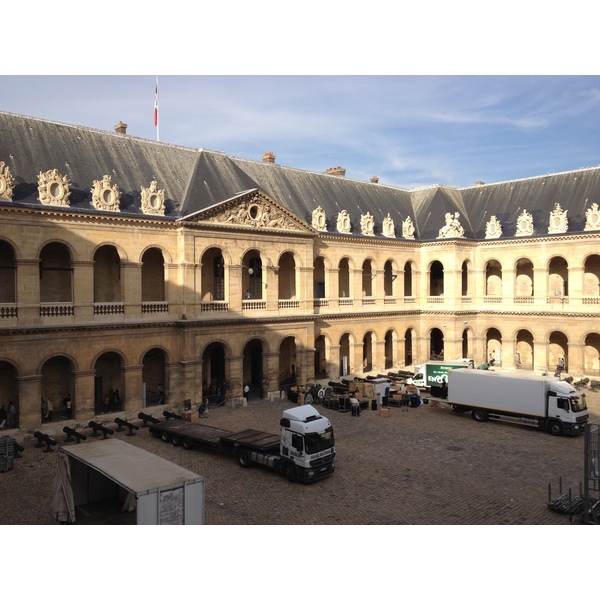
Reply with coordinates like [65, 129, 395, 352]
[161, 431, 171, 443]
[472, 408, 489, 422]
[171, 434, 181, 446]
[285, 462, 297, 483]
[182, 437, 193, 450]
[236, 448, 252, 468]
[547, 420, 563, 436]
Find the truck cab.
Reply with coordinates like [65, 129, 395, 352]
[280, 405, 335, 482]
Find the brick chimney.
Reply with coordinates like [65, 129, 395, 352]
[262, 151, 276, 164]
[325, 166, 346, 177]
[114, 120, 128, 135]
[370, 175, 379, 184]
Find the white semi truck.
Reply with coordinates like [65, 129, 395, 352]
[149, 404, 335, 483]
[442, 369, 589, 435]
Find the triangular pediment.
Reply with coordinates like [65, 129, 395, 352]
[177, 189, 316, 234]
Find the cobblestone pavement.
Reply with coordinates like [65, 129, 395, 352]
[2, 386, 599, 525]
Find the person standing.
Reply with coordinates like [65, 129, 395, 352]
[515, 352, 521, 368]
[7, 401, 17, 427]
[64, 395, 72, 420]
[46, 398, 53, 422]
[157, 384, 164, 405]
[243, 384, 250, 402]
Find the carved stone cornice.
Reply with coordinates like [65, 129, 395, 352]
[140, 180, 165, 216]
[37, 168, 71, 207]
[0, 161, 15, 202]
[91, 175, 121, 212]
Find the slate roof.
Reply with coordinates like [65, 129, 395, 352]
[2, 110, 600, 241]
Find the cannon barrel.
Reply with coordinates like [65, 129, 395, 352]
[33, 430, 57, 452]
[63, 426, 87, 443]
[163, 410, 181, 421]
[114, 417, 139, 436]
[137, 412, 160, 426]
[87, 420, 114, 439]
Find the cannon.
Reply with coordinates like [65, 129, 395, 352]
[63, 426, 87, 444]
[114, 417, 139, 436]
[590, 380, 600, 393]
[564, 376, 574, 385]
[163, 410, 181, 421]
[87, 420, 114, 439]
[12, 440, 24, 458]
[138, 412, 160, 427]
[574, 378, 589, 391]
[33, 431, 57, 452]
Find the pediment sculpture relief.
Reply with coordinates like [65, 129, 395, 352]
[584, 202, 600, 231]
[485, 215, 503, 239]
[548, 203, 568, 234]
[382, 213, 395, 238]
[336, 210, 351, 234]
[91, 175, 121, 212]
[141, 180, 165, 216]
[38, 168, 71, 207]
[360, 212, 375, 236]
[311, 206, 327, 231]
[515, 209, 533, 236]
[212, 198, 296, 230]
[402, 216, 415, 239]
[438, 212, 465, 239]
[0, 161, 15, 202]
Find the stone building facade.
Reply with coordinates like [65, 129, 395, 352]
[1, 110, 600, 431]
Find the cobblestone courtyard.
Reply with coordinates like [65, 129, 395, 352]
[2, 384, 598, 526]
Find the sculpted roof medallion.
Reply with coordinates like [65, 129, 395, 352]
[311, 206, 327, 231]
[360, 212, 375, 236]
[91, 175, 121, 212]
[38, 168, 71, 207]
[336, 210, 351, 234]
[584, 202, 600, 231]
[438, 212, 465, 239]
[382, 213, 395, 238]
[515, 209, 533, 236]
[548, 203, 568, 234]
[141, 180, 166, 216]
[485, 215, 503, 239]
[0, 161, 15, 202]
[402, 216, 415, 239]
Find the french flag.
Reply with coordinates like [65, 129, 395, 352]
[153, 78, 159, 127]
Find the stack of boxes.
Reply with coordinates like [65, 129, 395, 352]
[0, 436, 15, 472]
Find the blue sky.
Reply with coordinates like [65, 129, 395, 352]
[2, 74, 599, 189]
[3, 4, 599, 191]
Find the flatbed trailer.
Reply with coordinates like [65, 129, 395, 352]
[148, 404, 335, 483]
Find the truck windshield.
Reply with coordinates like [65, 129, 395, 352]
[304, 427, 335, 455]
[570, 396, 587, 412]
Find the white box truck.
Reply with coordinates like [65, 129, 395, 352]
[52, 438, 205, 524]
[406, 359, 474, 390]
[442, 369, 589, 435]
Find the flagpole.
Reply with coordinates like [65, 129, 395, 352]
[154, 76, 160, 142]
